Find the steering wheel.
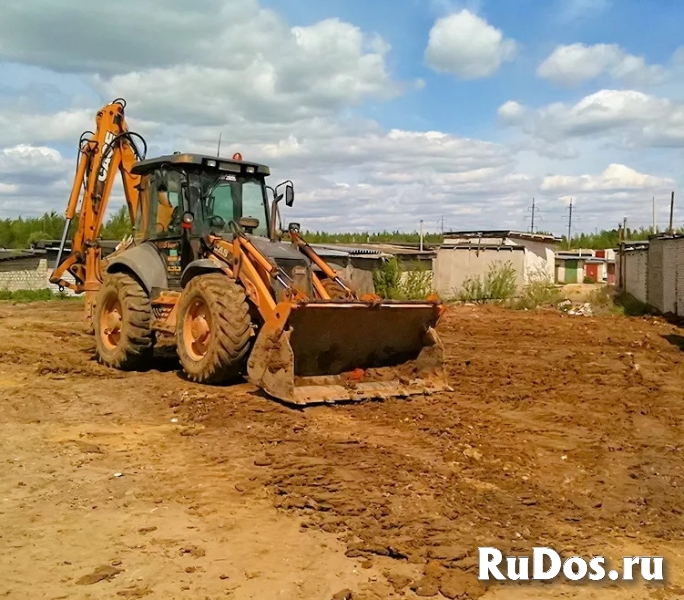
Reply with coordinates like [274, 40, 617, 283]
[170, 205, 181, 229]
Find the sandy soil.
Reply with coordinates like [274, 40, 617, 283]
[1, 301, 683, 599]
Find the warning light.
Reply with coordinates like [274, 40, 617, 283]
[233, 152, 243, 161]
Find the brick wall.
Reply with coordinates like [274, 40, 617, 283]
[0, 257, 77, 294]
[622, 249, 648, 305]
[677, 239, 684, 317]
[662, 239, 678, 315]
[647, 239, 665, 313]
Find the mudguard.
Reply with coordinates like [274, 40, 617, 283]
[181, 259, 226, 288]
[106, 242, 168, 293]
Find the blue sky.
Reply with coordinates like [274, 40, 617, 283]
[261, 0, 684, 134]
[0, 0, 682, 235]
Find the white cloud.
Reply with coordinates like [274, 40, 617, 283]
[0, 108, 92, 147]
[0, 0, 267, 75]
[0, 0, 680, 235]
[498, 100, 526, 125]
[89, 17, 398, 129]
[0, 144, 68, 182]
[424, 10, 516, 79]
[0, 1, 399, 128]
[0, 145, 73, 215]
[538, 163, 676, 228]
[505, 89, 684, 149]
[538, 43, 666, 87]
[541, 163, 673, 194]
[162, 122, 527, 231]
[557, 0, 612, 23]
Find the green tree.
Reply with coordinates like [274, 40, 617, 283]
[100, 205, 133, 239]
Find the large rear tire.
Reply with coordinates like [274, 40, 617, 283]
[94, 273, 154, 370]
[176, 274, 253, 384]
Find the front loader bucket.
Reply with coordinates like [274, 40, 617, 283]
[247, 301, 448, 405]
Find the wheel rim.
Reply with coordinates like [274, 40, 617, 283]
[100, 295, 123, 350]
[183, 298, 212, 361]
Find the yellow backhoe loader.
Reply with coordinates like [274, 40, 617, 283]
[50, 99, 448, 405]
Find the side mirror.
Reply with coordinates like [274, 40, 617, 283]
[274, 180, 294, 205]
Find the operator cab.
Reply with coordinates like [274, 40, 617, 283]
[129, 152, 293, 288]
[131, 153, 272, 241]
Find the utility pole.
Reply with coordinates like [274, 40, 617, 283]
[623, 217, 628, 242]
[567, 198, 573, 248]
[216, 132, 222, 157]
[419, 220, 424, 252]
[652, 196, 656, 233]
[439, 216, 445, 235]
[669, 191, 675, 235]
[530, 198, 536, 234]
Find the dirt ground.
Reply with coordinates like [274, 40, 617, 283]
[1, 301, 684, 599]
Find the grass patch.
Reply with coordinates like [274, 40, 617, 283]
[0, 289, 79, 302]
[613, 292, 650, 316]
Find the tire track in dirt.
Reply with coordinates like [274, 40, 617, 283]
[179, 306, 684, 597]
[5, 301, 684, 598]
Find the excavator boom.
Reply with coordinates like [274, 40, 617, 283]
[50, 99, 145, 323]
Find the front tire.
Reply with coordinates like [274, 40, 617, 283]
[176, 274, 253, 384]
[94, 273, 154, 370]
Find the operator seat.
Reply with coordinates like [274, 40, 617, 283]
[156, 182, 175, 234]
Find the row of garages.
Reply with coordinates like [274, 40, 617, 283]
[617, 235, 684, 316]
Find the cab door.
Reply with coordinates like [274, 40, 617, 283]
[146, 170, 188, 289]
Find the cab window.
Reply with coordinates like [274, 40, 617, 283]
[148, 171, 183, 238]
[202, 176, 268, 237]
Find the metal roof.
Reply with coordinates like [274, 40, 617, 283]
[0, 249, 45, 262]
[31, 239, 120, 252]
[131, 153, 270, 176]
[444, 230, 562, 244]
[309, 244, 386, 258]
[440, 244, 524, 251]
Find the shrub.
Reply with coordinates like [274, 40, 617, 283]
[373, 257, 433, 300]
[457, 261, 517, 303]
[373, 256, 401, 299]
[586, 285, 626, 314]
[514, 280, 562, 310]
[400, 268, 434, 300]
[614, 292, 649, 316]
[510, 266, 562, 309]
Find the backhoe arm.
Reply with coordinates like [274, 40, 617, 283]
[50, 99, 145, 314]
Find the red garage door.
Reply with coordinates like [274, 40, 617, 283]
[585, 263, 599, 282]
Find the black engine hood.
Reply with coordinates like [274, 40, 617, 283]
[246, 235, 311, 266]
